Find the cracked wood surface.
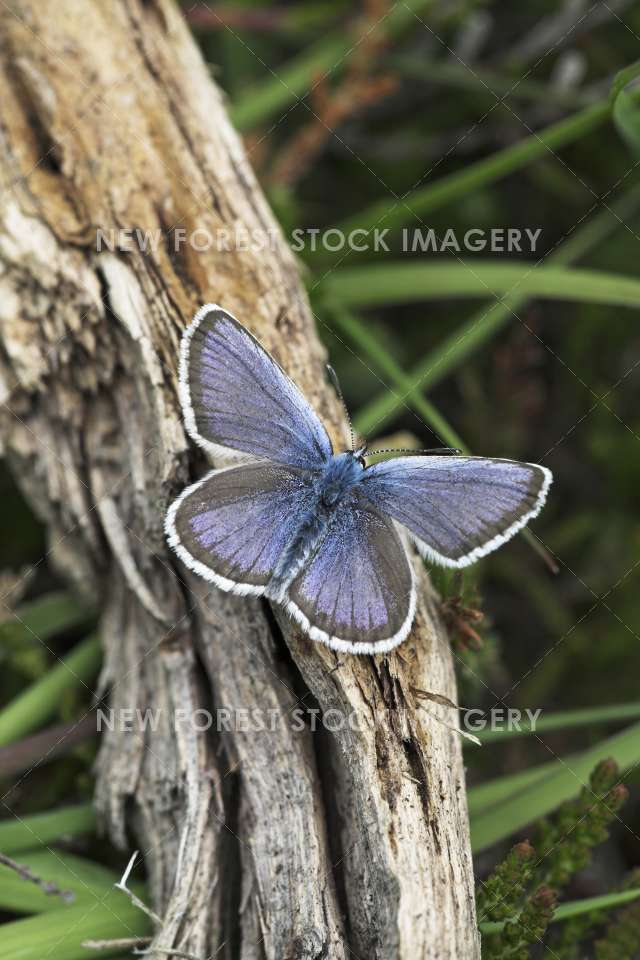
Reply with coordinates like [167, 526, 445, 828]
[0, 1, 479, 957]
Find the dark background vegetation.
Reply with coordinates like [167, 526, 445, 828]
[2, 1, 640, 957]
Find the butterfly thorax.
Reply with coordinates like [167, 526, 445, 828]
[266, 452, 365, 601]
[317, 451, 364, 507]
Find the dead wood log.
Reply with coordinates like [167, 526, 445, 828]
[0, 2, 479, 957]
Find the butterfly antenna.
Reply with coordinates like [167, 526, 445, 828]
[327, 364, 356, 450]
[366, 446, 462, 457]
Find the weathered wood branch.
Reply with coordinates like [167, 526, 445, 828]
[0, 1, 479, 957]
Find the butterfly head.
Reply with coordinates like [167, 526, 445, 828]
[353, 443, 368, 468]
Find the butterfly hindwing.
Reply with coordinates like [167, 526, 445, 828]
[285, 491, 415, 654]
[360, 456, 552, 568]
[180, 304, 333, 468]
[165, 461, 317, 594]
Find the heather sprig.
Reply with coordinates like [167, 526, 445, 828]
[482, 885, 557, 960]
[477, 841, 536, 923]
[594, 869, 640, 960]
[533, 759, 628, 891]
[478, 760, 631, 958]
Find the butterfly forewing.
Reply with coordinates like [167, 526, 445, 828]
[285, 493, 415, 654]
[360, 456, 552, 568]
[181, 304, 333, 468]
[166, 461, 317, 594]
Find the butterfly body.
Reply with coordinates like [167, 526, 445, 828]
[166, 304, 553, 655]
[267, 451, 366, 602]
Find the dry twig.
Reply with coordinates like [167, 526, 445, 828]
[0, 851, 75, 902]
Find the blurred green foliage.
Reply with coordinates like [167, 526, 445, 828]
[196, 1, 640, 951]
[2, 1, 640, 956]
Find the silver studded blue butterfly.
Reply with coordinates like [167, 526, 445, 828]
[165, 305, 552, 655]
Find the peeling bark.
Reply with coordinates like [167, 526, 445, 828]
[0, 1, 479, 957]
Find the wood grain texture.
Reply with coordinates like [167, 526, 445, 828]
[0, 1, 479, 957]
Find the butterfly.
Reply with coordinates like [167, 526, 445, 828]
[165, 305, 552, 655]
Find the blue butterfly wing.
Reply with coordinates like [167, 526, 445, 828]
[285, 491, 415, 654]
[179, 304, 332, 468]
[166, 461, 316, 594]
[360, 456, 552, 568]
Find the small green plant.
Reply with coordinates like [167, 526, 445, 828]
[478, 760, 632, 958]
[594, 870, 640, 960]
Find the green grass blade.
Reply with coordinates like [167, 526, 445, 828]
[469, 703, 640, 810]
[1, 888, 150, 960]
[0, 804, 96, 855]
[611, 61, 640, 156]
[480, 888, 640, 934]
[321, 261, 640, 310]
[0, 592, 94, 647]
[323, 100, 610, 247]
[551, 888, 640, 920]
[0, 849, 125, 914]
[0, 635, 101, 748]
[352, 299, 514, 438]
[468, 762, 558, 818]
[331, 303, 466, 448]
[353, 188, 640, 437]
[471, 720, 640, 852]
[475, 701, 640, 743]
[230, 34, 349, 130]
